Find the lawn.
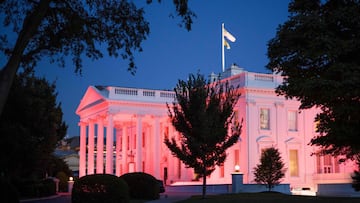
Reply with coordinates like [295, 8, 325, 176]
[177, 192, 360, 203]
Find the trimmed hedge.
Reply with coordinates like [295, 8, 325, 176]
[72, 174, 129, 203]
[15, 178, 56, 198]
[120, 172, 160, 200]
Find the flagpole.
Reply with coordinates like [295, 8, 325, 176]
[222, 23, 225, 72]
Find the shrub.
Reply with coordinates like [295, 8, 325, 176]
[0, 176, 19, 203]
[15, 178, 56, 198]
[253, 147, 286, 191]
[120, 172, 160, 200]
[39, 178, 56, 197]
[72, 174, 129, 203]
[56, 171, 69, 192]
[352, 170, 360, 191]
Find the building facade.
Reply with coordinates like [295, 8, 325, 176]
[76, 65, 356, 191]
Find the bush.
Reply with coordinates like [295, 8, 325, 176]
[71, 174, 129, 203]
[120, 172, 160, 200]
[352, 170, 360, 191]
[0, 176, 19, 203]
[39, 178, 56, 196]
[56, 171, 69, 192]
[15, 178, 56, 198]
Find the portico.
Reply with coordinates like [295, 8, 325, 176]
[76, 86, 191, 182]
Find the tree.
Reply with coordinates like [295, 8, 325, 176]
[266, 0, 360, 159]
[0, 0, 196, 116]
[165, 73, 242, 198]
[253, 147, 286, 191]
[352, 155, 360, 191]
[0, 70, 67, 181]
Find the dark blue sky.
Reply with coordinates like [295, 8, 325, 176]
[9, 1, 292, 137]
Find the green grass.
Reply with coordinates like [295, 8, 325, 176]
[177, 192, 360, 203]
[130, 200, 147, 203]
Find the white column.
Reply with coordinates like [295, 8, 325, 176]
[106, 114, 114, 174]
[79, 122, 87, 177]
[153, 117, 160, 179]
[87, 120, 95, 175]
[122, 125, 128, 174]
[96, 118, 104, 174]
[115, 127, 121, 176]
[136, 115, 142, 172]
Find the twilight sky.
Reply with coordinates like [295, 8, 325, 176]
[15, 1, 292, 137]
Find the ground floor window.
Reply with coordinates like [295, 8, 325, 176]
[316, 154, 340, 174]
[289, 149, 299, 177]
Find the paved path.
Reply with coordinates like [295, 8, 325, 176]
[19, 191, 198, 203]
[146, 192, 198, 203]
[20, 193, 71, 203]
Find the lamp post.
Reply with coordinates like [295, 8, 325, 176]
[68, 176, 74, 193]
[231, 165, 243, 193]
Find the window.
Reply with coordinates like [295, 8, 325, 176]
[234, 149, 240, 166]
[314, 120, 320, 132]
[220, 165, 225, 178]
[127, 135, 130, 150]
[178, 159, 181, 179]
[164, 126, 169, 140]
[142, 132, 145, 148]
[233, 110, 239, 125]
[260, 108, 270, 130]
[289, 150, 299, 177]
[316, 154, 340, 174]
[288, 111, 298, 131]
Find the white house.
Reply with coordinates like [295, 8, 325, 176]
[76, 65, 356, 192]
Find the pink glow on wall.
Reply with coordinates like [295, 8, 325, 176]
[76, 67, 356, 191]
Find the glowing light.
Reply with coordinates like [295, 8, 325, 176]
[69, 177, 74, 181]
[234, 165, 240, 172]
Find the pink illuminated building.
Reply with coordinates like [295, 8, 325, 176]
[76, 65, 356, 191]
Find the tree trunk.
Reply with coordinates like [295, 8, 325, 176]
[0, 0, 51, 117]
[202, 166, 207, 199]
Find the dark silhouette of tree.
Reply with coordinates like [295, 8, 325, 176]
[352, 155, 360, 191]
[165, 73, 242, 198]
[253, 147, 285, 191]
[0, 0, 196, 116]
[0, 70, 67, 181]
[267, 0, 360, 159]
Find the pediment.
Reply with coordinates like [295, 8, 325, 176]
[256, 135, 274, 143]
[76, 86, 107, 115]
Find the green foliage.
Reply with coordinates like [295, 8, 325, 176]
[56, 171, 69, 192]
[120, 172, 160, 200]
[352, 171, 360, 192]
[352, 156, 360, 191]
[0, 0, 195, 74]
[15, 178, 56, 198]
[165, 72, 242, 198]
[72, 174, 129, 203]
[0, 71, 67, 181]
[0, 176, 19, 203]
[253, 147, 286, 191]
[0, 0, 196, 120]
[267, 0, 360, 158]
[48, 154, 73, 178]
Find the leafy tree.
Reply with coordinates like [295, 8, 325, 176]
[0, 0, 196, 116]
[267, 0, 360, 159]
[165, 73, 242, 198]
[253, 147, 286, 191]
[0, 70, 67, 181]
[352, 155, 360, 191]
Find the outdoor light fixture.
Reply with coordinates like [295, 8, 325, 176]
[234, 165, 240, 172]
[69, 177, 74, 181]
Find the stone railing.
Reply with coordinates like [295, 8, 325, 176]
[109, 87, 176, 103]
